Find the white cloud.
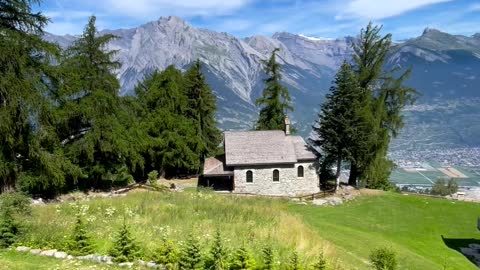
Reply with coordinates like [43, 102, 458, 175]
[337, 0, 452, 20]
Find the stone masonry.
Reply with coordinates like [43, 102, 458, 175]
[233, 162, 320, 196]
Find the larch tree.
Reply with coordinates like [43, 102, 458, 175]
[135, 66, 202, 177]
[55, 16, 137, 189]
[0, 0, 73, 195]
[255, 48, 294, 131]
[349, 22, 418, 188]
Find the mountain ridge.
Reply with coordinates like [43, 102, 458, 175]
[44, 16, 480, 149]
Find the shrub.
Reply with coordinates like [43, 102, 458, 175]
[205, 230, 229, 270]
[179, 234, 203, 270]
[287, 251, 303, 270]
[108, 220, 140, 262]
[0, 192, 31, 215]
[311, 251, 327, 270]
[67, 214, 94, 256]
[230, 245, 256, 270]
[369, 247, 397, 270]
[261, 245, 275, 270]
[431, 178, 458, 196]
[0, 209, 19, 248]
[0, 192, 30, 248]
[147, 170, 159, 186]
[153, 236, 178, 269]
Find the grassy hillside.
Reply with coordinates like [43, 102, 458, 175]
[291, 193, 480, 270]
[12, 190, 331, 267]
[2, 190, 479, 269]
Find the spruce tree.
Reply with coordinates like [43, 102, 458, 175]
[184, 59, 222, 161]
[311, 252, 327, 270]
[154, 236, 178, 269]
[0, 209, 19, 248]
[255, 48, 294, 131]
[108, 220, 140, 262]
[311, 61, 369, 187]
[261, 245, 275, 270]
[0, 0, 70, 195]
[287, 251, 303, 270]
[179, 234, 203, 270]
[205, 230, 229, 270]
[67, 213, 94, 256]
[230, 245, 256, 270]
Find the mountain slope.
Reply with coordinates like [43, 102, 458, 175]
[44, 17, 480, 154]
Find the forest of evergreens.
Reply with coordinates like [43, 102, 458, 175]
[0, 2, 220, 197]
[1, 0, 417, 198]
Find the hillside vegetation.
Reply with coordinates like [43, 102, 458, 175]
[1, 190, 478, 269]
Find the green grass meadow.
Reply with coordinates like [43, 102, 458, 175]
[291, 193, 480, 270]
[1, 190, 479, 269]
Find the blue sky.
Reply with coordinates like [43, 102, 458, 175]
[36, 0, 480, 40]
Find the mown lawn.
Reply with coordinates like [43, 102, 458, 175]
[291, 192, 480, 270]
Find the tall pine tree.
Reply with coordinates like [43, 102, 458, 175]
[255, 48, 293, 131]
[184, 59, 221, 164]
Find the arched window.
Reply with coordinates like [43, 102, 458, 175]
[297, 166, 304, 177]
[273, 169, 279, 182]
[246, 170, 253, 183]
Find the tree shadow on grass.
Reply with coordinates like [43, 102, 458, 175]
[441, 235, 480, 267]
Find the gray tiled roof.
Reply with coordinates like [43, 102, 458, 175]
[224, 130, 316, 166]
[203, 155, 234, 176]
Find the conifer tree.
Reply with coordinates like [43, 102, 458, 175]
[311, 61, 370, 187]
[255, 48, 294, 131]
[230, 245, 256, 270]
[311, 252, 327, 270]
[348, 23, 417, 188]
[108, 220, 140, 262]
[0, 0, 71, 194]
[0, 209, 19, 248]
[135, 66, 202, 177]
[261, 245, 275, 270]
[179, 234, 203, 270]
[184, 59, 222, 161]
[67, 213, 94, 256]
[56, 16, 137, 188]
[287, 251, 303, 270]
[154, 236, 178, 269]
[205, 230, 229, 270]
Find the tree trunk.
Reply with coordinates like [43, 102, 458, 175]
[348, 163, 358, 186]
[335, 157, 342, 190]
